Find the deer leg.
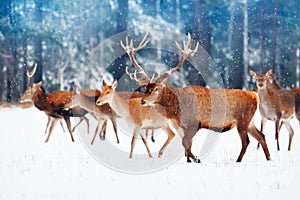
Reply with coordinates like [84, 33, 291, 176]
[91, 120, 104, 145]
[283, 120, 294, 151]
[59, 119, 66, 133]
[45, 118, 58, 143]
[140, 132, 153, 158]
[99, 120, 107, 141]
[110, 117, 120, 144]
[44, 116, 51, 134]
[182, 128, 199, 163]
[248, 122, 271, 161]
[275, 119, 281, 151]
[260, 118, 267, 133]
[83, 116, 90, 134]
[151, 129, 155, 143]
[129, 127, 139, 158]
[158, 126, 175, 157]
[236, 124, 250, 162]
[64, 116, 74, 142]
[145, 129, 149, 139]
[257, 118, 267, 149]
[72, 116, 89, 133]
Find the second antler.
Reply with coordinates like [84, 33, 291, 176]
[120, 33, 151, 86]
[121, 33, 199, 85]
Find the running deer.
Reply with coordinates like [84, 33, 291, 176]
[68, 86, 120, 145]
[124, 33, 270, 162]
[20, 64, 88, 142]
[96, 80, 176, 158]
[249, 69, 295, 151]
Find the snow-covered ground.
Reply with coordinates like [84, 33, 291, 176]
[1, 106, 300, 199]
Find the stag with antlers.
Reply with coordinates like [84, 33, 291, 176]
[122, 33, 270, 163]
[20, 64, 95, 142]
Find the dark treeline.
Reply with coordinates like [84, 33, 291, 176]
[0, 0, 299, 103]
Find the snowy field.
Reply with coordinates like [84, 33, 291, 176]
[1, 106, 300, 200]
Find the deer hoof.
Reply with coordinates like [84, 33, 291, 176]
[158, 151, 163, 158]
[100, 135, 105, 141]
[193, 157, 201, 163]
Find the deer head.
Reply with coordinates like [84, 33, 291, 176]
[96, 80, 118, 106]
[249, 69, 274, 89]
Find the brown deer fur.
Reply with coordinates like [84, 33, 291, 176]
[70, 88, 120, 145]
[141, 83, 271, 163]
[249, 69, 295, 151]
[96, 81, 176, 158]
[20, 82, 76, 142]
[120, 33, 270, 163]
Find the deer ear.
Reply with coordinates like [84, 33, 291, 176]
[160, 77, 169, 85]
[266, 69, 273, 76]
[249, 70, 256, 77]
[102, 80, 107, 87]
[74, 85, 81, 95]
[36, 81, 43, 87]
[112, 80, 118, 91]
[268, 73, 277, 82]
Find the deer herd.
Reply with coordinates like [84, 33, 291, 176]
[19, 33, 300, 163]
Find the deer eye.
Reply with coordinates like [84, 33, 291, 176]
[154, 87, 158, 92]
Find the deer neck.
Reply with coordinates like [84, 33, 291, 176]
[156, 86, 181, 121]
[32, 86, 48, 111]
[256, 86, 271, 101]
[110, 92, 130, 118]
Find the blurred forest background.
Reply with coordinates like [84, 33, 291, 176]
[0, 0, 299, 103]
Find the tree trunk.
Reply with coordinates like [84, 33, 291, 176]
[113, 0, 128, 89]
[229, 2, 244, 89]
[260, 0, 266, 72]
[188, 0, 208, 86]
[6, 0, 19, 102]
[225, 1, 234, 88]
[242, 0, 249, 89]
[271, 4, 279, 77]
[33, 0, 43, 83]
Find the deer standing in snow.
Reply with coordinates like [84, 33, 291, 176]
[68, 86, 120, 145]
[125, 33, 270, 163]
[20, 64, 90, 142]
[249, 69, 295, 151]
[96, 80, 176, 158]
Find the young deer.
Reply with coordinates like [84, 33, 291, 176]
[96, 80, 176, 158]
[249, 69, 295, 151]
[20, 64, 89, 142]
[69, 87, 120, 145]
[124, 33, 270, 163]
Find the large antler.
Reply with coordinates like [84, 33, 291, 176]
[26, 63, 37, 87]
[120, 34, 151, 86]
[169, 33, 199, 74]
[152, 33, 199, 84]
